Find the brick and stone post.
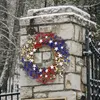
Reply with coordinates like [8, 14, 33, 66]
[20, 6, 96, 100]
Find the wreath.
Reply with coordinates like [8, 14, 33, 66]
[21, 32, 70, 84]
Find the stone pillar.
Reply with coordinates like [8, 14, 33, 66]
[20, 6, 96, 100]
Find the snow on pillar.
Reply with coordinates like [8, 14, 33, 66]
[20, 6, 96, 100]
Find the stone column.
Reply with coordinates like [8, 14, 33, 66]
[20, 6, 96, 100]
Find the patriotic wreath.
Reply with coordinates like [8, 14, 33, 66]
[21, 32, 70, 84]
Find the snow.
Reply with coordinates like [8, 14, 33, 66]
[28, 5, 90, 17]
[20, 12, 96, 26]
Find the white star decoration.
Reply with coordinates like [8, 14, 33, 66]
[33, 64, 36, 67]
[45, 69, 48, 73]
[51, 65, 54, 69]
[33, 48, 36, 52]
[59, 62, 63, 66]
[61, 46, 64, 49]
[40, 74, 42, 77]
[29, 52, 33, 55]
[58, 53, 62, 57]
[33, 68, 36, 70]
[24, 59, 27, 61]
[39, 39, 43, 43]
[45, 36, 48, 38]
[54, 42, 57, 45]
[54, 47, 58, 51]
[30, 59, 34, 62]
[49, 40, 53, 44]
[45, 75, 48, 78]
[39, 69, 42, 72]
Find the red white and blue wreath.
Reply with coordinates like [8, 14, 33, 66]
[21, 32, 70, 84]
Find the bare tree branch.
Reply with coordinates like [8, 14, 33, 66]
[0, 10, 19, 19]
[0, 52, 9, 87]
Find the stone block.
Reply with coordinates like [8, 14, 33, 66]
[82, 67, 86, 84]
[34, 84, 64, 92]
[39, 26, 53, 32]
[81, 83, 86, 92]
[42, 60, 53, 68]
[34, 93, 47, 98]
[20, 28, 27, 35]
[39, 25, 62, 34]
[79, 27, 83, 43]
[76, 57, 84, 66]
[48, 91, 76, 100]
[74, 25, 80, 41]
[20, 87, 32, 99]
[76, 65, 82, 73]
[20, 69, 41, 86]
[20, 35, 28, 47]
[57, 24, 74, 40]
[65, 73, 81, 91]
[65, 56, 75, 72]
[43, 52, 51, 60]
[39, 46, 51, 52]
[20, 69, 64, 87]
[34, 53, 42, 63]
[53, 75, 64, 84]
[66, 41, 82, 56]
[82, 28, 86, 43]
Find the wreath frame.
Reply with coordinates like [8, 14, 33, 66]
[21, 32, 70, 84]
